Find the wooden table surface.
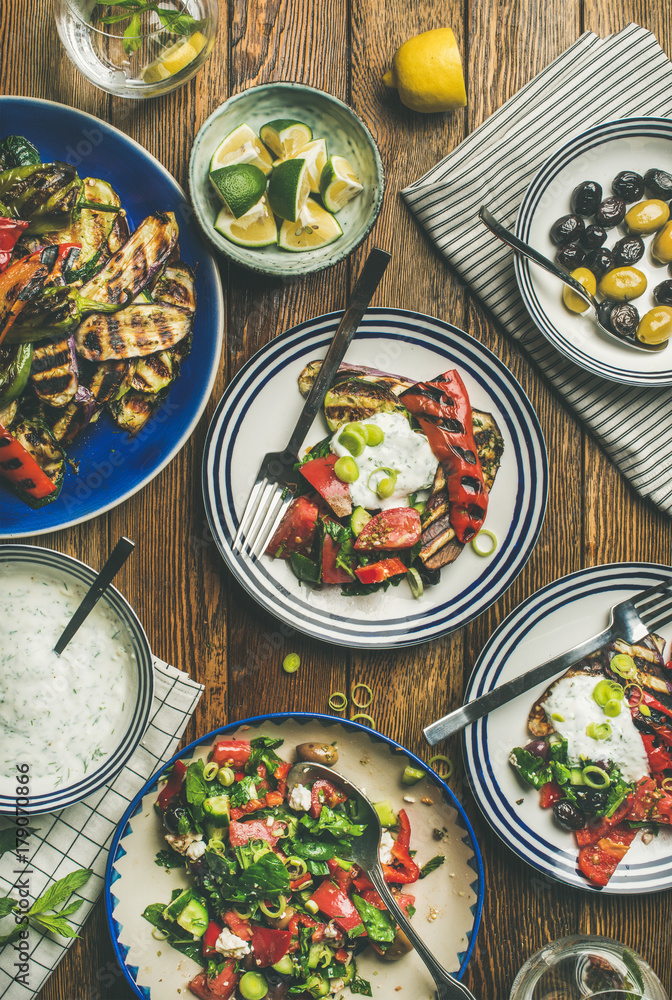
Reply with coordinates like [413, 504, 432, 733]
[3, 0, 672, 997]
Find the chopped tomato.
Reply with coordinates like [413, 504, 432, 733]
[266, 495, 320, 558]
[188, 962, 238, 1000]
[250, 926, 292, 967]
[310, 778, 347, 818]
[157, 760, 187, 812]
[353, 507, 421, 551]
[326, 858, 355, 890]
[357, 888, 415, 916]
[652, 789, 672, 823]
[308, 880, 365, 935]
[539, 781, 563, 808]
[577, 825, 637, 887]
[210, 740, 252, 767]
[202, 920, 223, 957]
[274, 760, 291, 795]
[354, 557, 408, 585]
[222, 910, 253, 941]
[574, 797, 632, 848]
[288, 912, 317, 936]
[228, 819, 280, 847]
[322, 532, 354, 584]
[300, 454, 352, 518]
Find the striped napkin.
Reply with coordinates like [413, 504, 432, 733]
[403, 23, 672, 515]
[0, 658, 203, 1000]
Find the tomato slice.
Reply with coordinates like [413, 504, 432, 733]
[300, 454, 352, 518]
[308, 880, 365, 935]
[202, 920, 223, 957]
[250, 926, 292, 967]
[539, 781, 563, 809]
[574, 797, 632, 848]
[322, 532, 354, 585]
[354, 557, 408, 585]
[577, 825, 637, 887]
[228, 819, 281, 847]
[310, 778, 347, 818]
[188, 962, 238, 1000]
[210, 740, 252, 767]
[353, 507, 421, 551]
[266, 495, 320, 558]
[222, 910, 253, 941]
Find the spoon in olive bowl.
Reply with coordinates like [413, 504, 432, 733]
[287, 762, 478, 1000]
[478, 205, 667, 353]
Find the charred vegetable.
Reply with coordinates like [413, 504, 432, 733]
[0, 342, 32, 407]
[75, 303, 194, 361]
[0, 416, 64, 506]
[109, 389, 161, 434]
[30, 336, 79, 408]
[0, 162, 83, 233]
[0, 136, 41, 169]
[6, 281, 130, 344]
[0, 246, 58, 345]
[81, 211, 178, 305]
[82, 357, 137, 403]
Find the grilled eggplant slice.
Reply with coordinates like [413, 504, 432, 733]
[298, 360, 413, 399]
[323, 378, 408, 431]
[83, 358, 136, 403]
[30, 336, 78, 408]
[109, 389, 160, 434]
[131, 351, 174, 393]
[74, 303, 193, 361]
[81, 212, 178, 306]
[21, 178, 121, 265]
[153, 263, 196, 312]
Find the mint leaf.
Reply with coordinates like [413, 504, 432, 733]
[0, 896, 17, 917]
[123, 11, 143, 54]
[29, 913, 80, 938]
[350, 975, 373, 996]
[352, 894, 395, 943]
[0, 926, 23, 945]
[27, 868, 93, 917]
[419, 855, 445, 879]
[0, 826, 38, 856]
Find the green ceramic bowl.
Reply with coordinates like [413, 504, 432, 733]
[188, 82, 385, 276]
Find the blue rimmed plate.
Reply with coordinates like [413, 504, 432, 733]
[515, 117, 672, 386]
[202, 307, 548, 648]
[105, 712, 484, 998]
[463, 562, 672, 894]
[0, 97, 223, 538]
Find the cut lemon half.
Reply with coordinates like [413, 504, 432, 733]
[210, 163, 267, 219]
[209, 123, 273, 176]
[278, 198, 342, 252]
[267, 158, 311, 222]
[287, 138, 328, 194]
[214, 194, 277, 248]
[260, 119, 313, 158]
[319, 155, 363, 213]
[141, 31, 207, 83]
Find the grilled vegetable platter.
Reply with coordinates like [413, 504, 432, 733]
[0, 98, 223, 537]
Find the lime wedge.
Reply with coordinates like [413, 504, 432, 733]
[267, 158, 311, 222]
[209, 123, 273, 176]
[141, 31, 207, 83]
[320, 155, 363, 213]
[214, 194, 277, 248]
[260, 119, 313, 158]
[209, 164, 267, 219]
[286, 138, 327, 194]
[278, 198, 342, 252]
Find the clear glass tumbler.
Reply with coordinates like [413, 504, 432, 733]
[53, 0, 218, 98]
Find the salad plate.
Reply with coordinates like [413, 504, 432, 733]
[105, 712, 484, 999]
[515, 117, 672, 386]
[463, 561, 672, 894]
[202, 307, 548, 648]
[0, 97, 223, 538]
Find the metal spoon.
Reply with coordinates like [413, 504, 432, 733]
[287, 761, 478, 1000]
[53, 537, 135, 655]
[478, 205, 667, 353]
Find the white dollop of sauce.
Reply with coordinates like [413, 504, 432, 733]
[330, 411, 437, 511]
[0, 564, 138, 796]
[542, 673, 649, 782]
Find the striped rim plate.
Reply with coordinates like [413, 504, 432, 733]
[105, 712, 484, 998]
[515, 117, 672, 386]
[463, 562, 672, 894]
[202, 308, 548, 648]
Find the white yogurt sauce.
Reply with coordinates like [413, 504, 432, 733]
[330, 412, 437, 510]
[0, 564, 138, 795]
[543, 673, 649, 782]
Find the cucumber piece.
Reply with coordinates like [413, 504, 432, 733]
[373, 801, 397, 827]
[176, 897, 209, 938]
[402, 765, 425, 786]
[350, 505, 372, 536]
[162, 887, 193, 922]
[203, 794, 230, 820]
[272, 953, 295, 975]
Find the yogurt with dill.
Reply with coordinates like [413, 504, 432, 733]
[0, 563, 137, 795]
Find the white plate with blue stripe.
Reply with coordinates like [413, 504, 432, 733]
[463, 562, 672, 894]
[202, 308, 548, 648]
[515, 117, 672, 386]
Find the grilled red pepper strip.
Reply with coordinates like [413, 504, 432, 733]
[0, 420, 58, 501]
[0, 218, 29, 272]
[400, 369, 487, 543]
[0, 246, 56, 346]
[381, 808, 420, 884]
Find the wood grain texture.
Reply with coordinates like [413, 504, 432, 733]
[0, 1, 671, 998]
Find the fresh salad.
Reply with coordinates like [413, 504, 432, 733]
[265, 361, 504, 598]
[510, 633, 672, 887]
[0, 134, 196, 509]
[145, 735, 445, 999]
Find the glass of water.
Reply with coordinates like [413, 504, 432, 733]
[53, 0, 218, 98]
[509, 935, 669, 1000]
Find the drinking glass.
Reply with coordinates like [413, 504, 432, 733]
[53, 0, 218, 98]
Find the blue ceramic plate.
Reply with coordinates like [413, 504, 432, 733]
[463, 562, 672, 894]
[0, 97, 223, 537]
[105, 712, 484, 998]
[202, 308, 548, 648]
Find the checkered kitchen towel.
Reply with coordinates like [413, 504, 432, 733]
[0, 658, 203, 1000]
[403, 23, 672, 515]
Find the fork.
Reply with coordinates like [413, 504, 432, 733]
[424, 576, 672, 745]
[232, 247, 391, 558]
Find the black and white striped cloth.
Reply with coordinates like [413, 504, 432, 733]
[0, 659, 203, 1000]
[402, 23, 672, 515]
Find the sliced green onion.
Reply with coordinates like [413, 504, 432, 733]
[328, 691, 348, 712]
[203, 761, 220, 781]
[283, 857, 308, 878]
[364, 423, 385, 447]
[604, 698, 622, 717]
[217, 766, 235, 787]
[406, 567, 424, 599]
[610, 653, 637, 679]
[582, 765, 611, 789]
[259, 896, 287, 919]
[352, 683, 373, 709]
[662, 777, 672, 792]
[351, 713, 375, 727]
[233, 904, 252, 919]
[367, 466, 397, 498]
[428, 754, 453, 778]
[338, 427, 366, 456]
[413, 501, 426, 515]
[625, 682, 643, 705]
[238, 972, 269, 1000]
[152, 926, 169, 940]
[551, 712, 565, 722]
[471, 528, 498, 557]
[282, 653, 300, 674]
[586, 721, 612, 740]
[402, 765, 425, 785]
[640, 704, 652, 717]
[593, 678, 623, 707]
[334, 456, 359, 483]
[305, 899, 319, 915]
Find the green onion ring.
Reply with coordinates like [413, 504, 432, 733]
[259, 896, 287, 919]
[203, 761, 219, 781]
[233, 904, 252, 919]
[586, 721, 612, 740]
[351, 713, 375, 727]
[610, 653, 637, 679]
[282, 653, 300, 674]
[352, 683, 373, 709]
[283, 857, 308, 877]
[152, 926, 169, 940]
[328, 692, 348, 712]
[428, 754, 453, 778]
[662, 777, 672, 792]
[471, 528, 498, 557]
[582, 765, 611, 789]
[217, 766, 235, 787]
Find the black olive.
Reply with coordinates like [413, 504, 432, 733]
[595, 196, 626, 228]
[555, 243, 586, 270]
[163, 802, 189, 833]
[523, 739, 549, 761]
[612, 170, 645, 203]
[584, 246, 614, 279]
[418, 564, 441, 587]
[644, 167, 672, 201]
[611, 234, 645, 267]
[609, 302, 639, 340]
[654, 279, 672, 304]
[597, 299, 615, 329]
[573, 786, 607, 812]
[570, 180, 602, 215]
[579, 224, 607, 250]
[550, 213, 585, 246]
[553, 800, 586, 831]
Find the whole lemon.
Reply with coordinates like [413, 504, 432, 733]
[383, 28, 467, 113]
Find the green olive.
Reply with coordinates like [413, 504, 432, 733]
[266, 905, 296, 929]
[624, 198, 670, 234]
[652, 221, 672, 264]
[597, 266, 647, 302]
[380, 927, 414, 961]
[562, 267, 596, 313]
[636, 306, 672, 344]
[296, 741, 339, 765]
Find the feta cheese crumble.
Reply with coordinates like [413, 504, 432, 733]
[185, 839, 206, 861]
[215, 927, 251, 959]
[379, 828, 395, 865]
[288, 782, 312, 812]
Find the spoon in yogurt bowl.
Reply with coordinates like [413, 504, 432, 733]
[287, 761, 479, 1000]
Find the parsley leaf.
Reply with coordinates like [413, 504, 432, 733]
[350, 976, 373, 996]
[154, 849, 185, 869]
[184, 760, 209, 824]
[419, 855, 445, 879]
